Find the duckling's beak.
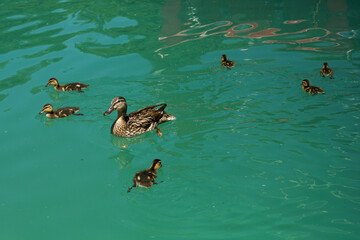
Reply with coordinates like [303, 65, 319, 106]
[39, 110, 45, 114]
[103, 105, 114, 116]
[45, 83, 50, 87]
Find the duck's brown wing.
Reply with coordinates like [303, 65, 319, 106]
[127, 103, 167, 129]
[228, 60, 235, 67]
[222, 60, 234, 67]
[128, 103, 166, 117]
[134, 170, 157, 187]
[55, 107, 80, 117]
[310, 86, 325, 95]
[63, 82, 89, 91]
[320, 68, 333, 76]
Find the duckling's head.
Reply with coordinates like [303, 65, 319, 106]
[150, 159, 162, 170]
[39, 104, 53, 114]
[323, 62, 328, 67]
[103, 96, 127, 116]
[221, 54, 227, 61]
[46, 78, 59, 87]
[301, 79, 310, 87]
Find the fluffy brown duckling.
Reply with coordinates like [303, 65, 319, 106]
[103, 96, 176, 138]
[46, 77, 89, 92]
[39, 104, 83, 118]
[320, 62, 334, 79]
[128, 159, 163, 192]
[221, 54, 235, 70]
[301, 79, 325, 95]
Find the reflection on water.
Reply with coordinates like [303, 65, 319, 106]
[1, 0, 359, 95]
[110, 148, 134, 169]
[158, 0, 358, 54]
[158, 20, 337, 52]
[1, 1, 360, 239]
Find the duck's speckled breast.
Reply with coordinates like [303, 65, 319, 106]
[111, 117, 155, 137]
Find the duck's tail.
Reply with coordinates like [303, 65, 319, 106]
[159, 113, 176, 124]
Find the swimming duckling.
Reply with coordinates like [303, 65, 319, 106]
[128, 159, 163, 192]
[103, 96, 176, 138]
[320, 62, 334, 79]
[221, 54, 235, 70]
[39, 104, 83, 118]
[46, 77, 89, 92]
[301, 79, 325, 95]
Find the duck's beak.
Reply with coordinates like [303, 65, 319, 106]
[103, 105, 114, 116]
[45, 83, 50, 87]
[39, 110, 45, 114]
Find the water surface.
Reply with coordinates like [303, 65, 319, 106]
[1, 0, 360, 239]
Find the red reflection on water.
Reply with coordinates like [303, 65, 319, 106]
[283, 20, 306, 24]
[158, 19, 343, 53]
[157, 21, 257, 52]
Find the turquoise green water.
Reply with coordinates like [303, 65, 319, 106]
[1, 0, 360, 239]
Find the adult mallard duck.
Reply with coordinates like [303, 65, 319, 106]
[320, 62, 334, 79]
[103, 96, 176, 137]
[221, 54, 235, 70]
[301, 79, 325, 95]
[46, 77, 89, 92]
[128, 159, 162, 192]
[39, 104, 83, 118]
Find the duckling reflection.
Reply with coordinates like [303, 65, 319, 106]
[221, 54, 235, 70]
[46, 77, 89, 92]
[38, 113, 54, 127]
[320, 62, 334, 79]
[128, 159, 163, 192]
[301, 79, 325, 95]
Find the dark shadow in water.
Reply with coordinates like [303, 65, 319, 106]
[0, 58, 61, 93]
[31, 85, 62, 102]
[0, 94, 8, 103]
[109, 147, 134, 169]
[108, 134, 152, 169]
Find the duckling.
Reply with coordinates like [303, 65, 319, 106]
[39, 104, 83, 118]
[320, 62, 334, 79]
[45, 77, 89, 92]
[103, 96, 176, 138]
[128, 159, 163, 192]
[301, 79, 325, 95]
[221, 54, 235, 70]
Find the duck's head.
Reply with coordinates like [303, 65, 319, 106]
[301, 79, 310, 87]
[323, 62, 328, 67]
[46, 78, 59, 87]
[39, 104, 53, 114]
[221, 54, 227, 61]
[150, 159, 162, 170]
[103, 96, 127, 116]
